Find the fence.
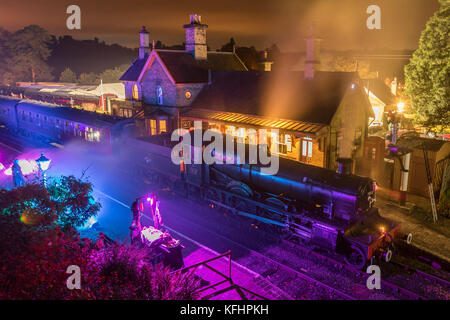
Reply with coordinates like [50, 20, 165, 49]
[172, 250, 268, 300]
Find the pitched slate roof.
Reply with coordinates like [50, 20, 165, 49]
[190, 70, 359, 125]
[182, 108, 326, 135]
[119, 50, 248, 83]
[363, 78, 396, 105]
[397, 136, 448, 152]
[119, 54, 149, 81]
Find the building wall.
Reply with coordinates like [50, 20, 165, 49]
[124, 82, 134, 100]
[141, 59, 177, 106]
[176, 83, 205, 107]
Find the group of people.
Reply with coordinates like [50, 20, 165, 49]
[129, 195, 163, 245]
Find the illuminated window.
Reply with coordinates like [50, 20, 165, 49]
[150, 119, 157, 135]
[132, 84, 139, 100]
[185, 91, 192, 99]
[156, 86, 163, 105]
[285, 134, 292, 152]
[302, 138, 313, 158]
[159, 119, 167, 133]
[226, 125, 235, 136]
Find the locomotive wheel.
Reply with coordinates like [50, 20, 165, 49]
[344, 245, 367, 269]
[228, 196, 248, 214]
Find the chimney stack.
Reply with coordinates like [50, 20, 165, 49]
[304, 23, 322, 80]
[259, 50, 274, 72]
[139, 26, 150, 60]
[184, 14, 208, 60]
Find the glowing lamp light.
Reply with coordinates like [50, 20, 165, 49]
[36, 153, 51, 172]
[87, 216, 97, 228]
[4, 160, 39, 176]
[380, 226, 385, 233]
[351, 83, 355, 90]
[397, 102, 405, 113]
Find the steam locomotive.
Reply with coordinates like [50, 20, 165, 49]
[0, 96, 412, 269]
[121, 133, 413, 269]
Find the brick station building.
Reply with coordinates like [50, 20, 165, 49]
[120, 14, 374, 173]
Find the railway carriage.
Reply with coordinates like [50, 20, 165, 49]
[0, 97, 125, 152]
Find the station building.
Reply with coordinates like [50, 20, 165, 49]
[120, 14, 373, 173]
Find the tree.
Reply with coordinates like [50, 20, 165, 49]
[98, 64, 129, 83]
[0, 179, 199, 300]
[404, 0, 450, 131]
[78, 72, 99, 85]
[59, 68, 77, 83]
[0, 175, 100, 231]
[46, 175, 101, 230]
[4, 25, 54, 82]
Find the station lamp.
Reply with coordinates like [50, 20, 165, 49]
[35, 152, 51, 186]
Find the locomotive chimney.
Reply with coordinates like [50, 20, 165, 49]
[337, 158, 353, 175]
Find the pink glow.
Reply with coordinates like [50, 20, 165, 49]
[4, 160, 39, 176]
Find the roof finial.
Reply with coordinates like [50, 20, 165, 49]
[152, 39, 155, 50]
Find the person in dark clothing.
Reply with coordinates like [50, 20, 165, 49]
[130, 200, 142, 245]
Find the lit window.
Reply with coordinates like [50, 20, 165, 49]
[150, 119, 157, 135]
[185, 91, 192, 99]
[285, 134, 292, 152]
[159, 119, 167, 133]
[302, 138, 313, 158]
[156, 86, 163, 105]
[132, 84, 139, 100]
[226, 125, 235, 136]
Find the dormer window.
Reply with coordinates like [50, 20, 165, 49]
[156, 86, 163, 105]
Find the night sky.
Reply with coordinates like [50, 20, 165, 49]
[0, 0, 440, 51]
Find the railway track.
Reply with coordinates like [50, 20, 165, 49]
[156, 207, 357, 300]
[143, 182, 449, 300]
[278, 234, 449, 300]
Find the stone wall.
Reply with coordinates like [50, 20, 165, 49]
[141, 59, 176, 106]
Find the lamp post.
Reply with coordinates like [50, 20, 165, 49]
[36, 152, 51, 187]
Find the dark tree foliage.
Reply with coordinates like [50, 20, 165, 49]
[0, 177, 198, 299]
[46, 176, 101, 230]
[0, 175, 100, 230]
[2, 25, 54, 83]
[59, 67, 77, 83]
[48, 35, 137, 77]
[405, 0, 450, 131]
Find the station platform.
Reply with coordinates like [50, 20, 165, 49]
[181, 247, 293, 300]
[377, 188, 450, 264]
